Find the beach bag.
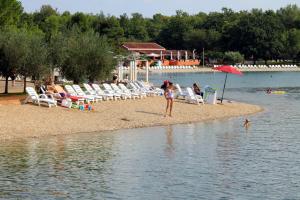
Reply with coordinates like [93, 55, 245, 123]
[79, 104, 85, 111]
[71, 104, 79, 109]
[69, 96, 83, 102]
[61, 99, 72, 108]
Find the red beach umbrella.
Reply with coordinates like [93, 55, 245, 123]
[214, 65, 243, 75]
[213, 65, 243, 103]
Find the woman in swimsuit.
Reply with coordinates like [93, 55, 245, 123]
[164, 82, 174, 117]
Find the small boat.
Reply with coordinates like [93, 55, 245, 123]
[271, 90, 286, 94]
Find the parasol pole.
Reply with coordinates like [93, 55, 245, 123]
[146, 60, 149, 82]
[221, 73, 228, 103]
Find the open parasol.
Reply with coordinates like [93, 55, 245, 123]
[213, 65, 243, 103]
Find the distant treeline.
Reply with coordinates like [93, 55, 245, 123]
[1, 0, 300, 93]
[9, 3, 300, 62]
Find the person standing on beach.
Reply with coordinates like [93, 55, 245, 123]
[164, 82, 175, 117]
[161, 80, 169, 91]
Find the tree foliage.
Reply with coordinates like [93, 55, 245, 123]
[223, 51, 244, 64]
[12, 3, 300, 62]
[60, 29, 115, 83]
[0, 0, 23, 26]
[0, 28, 48, 93]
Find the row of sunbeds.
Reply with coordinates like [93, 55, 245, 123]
[150, 66, 194, 70]
[236, 64, 298, 69]
[213, 64, 298, 69]
[24, 81, 163, 108]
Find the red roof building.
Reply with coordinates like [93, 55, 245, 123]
[122, 42, 166, 51]
[121, 42, 200, 66]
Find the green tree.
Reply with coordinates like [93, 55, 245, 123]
[92, 14, 125, 46]
[183, 29, 221, 53]
[0, 28, 28, 94]
[61, 29, 115, 83]
[19, 13, 35, 28]
[158, 10, 193, 49]
[119, 13, 130, 37]
[127, 13, 149, 41]
[68, 12, 92, 32]
[146, 14, 169, 40]
[33, 5, 57, 29]
[19, 30, 48, 92]
[277, 4, 300, 29]
[283, 29, 300, 61]
[206, 51, 224, 63]
[33, 5, 57, 23]
[47, 32, 67, 72]
[223, 9, 284, 63]
[0, 0, 23, 27]
[223, 51, 244, 64]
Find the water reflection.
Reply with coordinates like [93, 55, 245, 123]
[1, 72, 300, 199]
[0, 133, 117, 199]
[165, 126, 175, 158]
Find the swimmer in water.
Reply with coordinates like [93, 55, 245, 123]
[243, 118, 250, 129]
[266, 88, 272, 94]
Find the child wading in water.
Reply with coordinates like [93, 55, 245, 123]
[164, 82, 175, 117]
[243, 118, 250, 129]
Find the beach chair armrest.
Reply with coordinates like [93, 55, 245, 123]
[39, 94, 48, 99]
[47, 94, 55, 100]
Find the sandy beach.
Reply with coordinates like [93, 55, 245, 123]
[0, 96, 263, 141]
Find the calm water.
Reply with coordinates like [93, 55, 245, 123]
[1, 72, 300, 199]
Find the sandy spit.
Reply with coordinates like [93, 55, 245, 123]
[0, 97, 263, 141]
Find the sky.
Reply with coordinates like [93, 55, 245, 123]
[19, 0, 300, 17]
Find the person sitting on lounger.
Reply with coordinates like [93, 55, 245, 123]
[124, 74, 129, 83]
[193, 83, 203, 97]
[112, 74, 118, 84]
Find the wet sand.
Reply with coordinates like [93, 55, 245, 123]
[0, 97, 263, 141]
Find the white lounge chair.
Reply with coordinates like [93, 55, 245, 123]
[103, 83, 127, 100]
[73, 84, 102, 102]
[119, 83, 141, 99]
[132, 82, 155, 96]
[185, 87, 204, 105]
[83, 83, 100, 97]
[65, 85, 94, 104]
[91, 83, 117, 101]
[110, 83, 131, 100]
[39, 85, 64, 101]
[24, 87, 57, 107]
[128, 82, 147, 98]
[84, 83, 113, 101]
[52, 85, 85, 105]
[137, 81, 162, 96]
[175, 83, 187, 99]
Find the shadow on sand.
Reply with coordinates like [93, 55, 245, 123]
[136, 110, 164, 116]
